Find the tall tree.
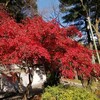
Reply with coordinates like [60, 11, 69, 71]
[59, 0, 100, 23]
[59, 0, 90, 44]
[59, 0, 100, 63]
[0, 0, 38, 21]
[59, 0, 100, 43]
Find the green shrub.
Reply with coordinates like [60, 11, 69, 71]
[42, 85, 99, 100]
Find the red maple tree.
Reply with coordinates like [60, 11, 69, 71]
[0, 5, 100, 81]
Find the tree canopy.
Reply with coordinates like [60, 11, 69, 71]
[59, 0, 100, 58]
[59, 0, 100, 22]
[0, 0, 38, 22]
[0, 5, 100, 79]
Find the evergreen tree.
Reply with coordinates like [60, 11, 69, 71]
[59, 0, 100, 45]
[0, 0, 38, 21]
[59, 0, 100, 63]
[59, 0, 100, 23]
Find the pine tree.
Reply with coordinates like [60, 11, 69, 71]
[0, 0, 38, 21]
[59, 0, 100, 44]
[59, 0, 100, 63]
[59, 0, 100, 23]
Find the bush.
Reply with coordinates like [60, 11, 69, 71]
[42, 85, 99, 100]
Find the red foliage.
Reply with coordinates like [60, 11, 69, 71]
[0, 5, 100, 79]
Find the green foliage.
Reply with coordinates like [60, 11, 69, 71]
[59, 0, 100, 22]
[59, 0, 84, 23]
[42, 85, 99, 100]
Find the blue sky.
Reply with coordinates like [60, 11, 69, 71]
[37, 0, 68, 27]
[37, 0, 60, 20]
[37, 0, 59, 10]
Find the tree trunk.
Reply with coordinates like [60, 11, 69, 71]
[87, 17, 100, 64]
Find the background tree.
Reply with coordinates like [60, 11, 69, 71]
[59, 0, 100, 42]
[0, 0, 38, 22]
[59, 0, 90, 44]
[59, 0, 100, 63]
